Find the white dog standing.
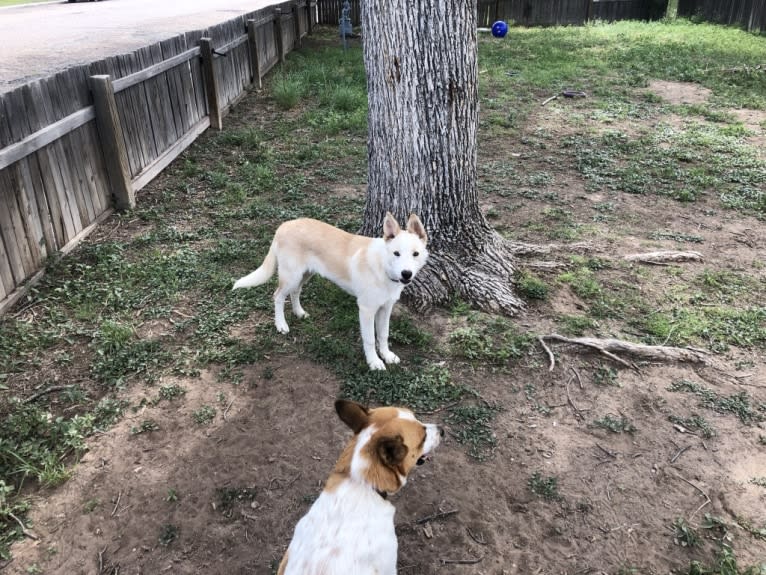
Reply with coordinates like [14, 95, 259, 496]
[232, 213, 428, 370]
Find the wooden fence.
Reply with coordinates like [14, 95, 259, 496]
[316, 0, 657, 27]
[678, 0, 765, 33]
[0, 1, 315, 314]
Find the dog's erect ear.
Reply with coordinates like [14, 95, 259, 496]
[382, 212, 401, 242]
[406, 214, 427, 245]
[335, 399, 370, 434]
[376, 434, 408, 468]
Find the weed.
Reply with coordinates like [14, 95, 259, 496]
[158, 524, 179, 546]
[558, 314, 597, 336]
[669, 414, 716, 439]
[651, 230, 705, 244]
[750, 478, 766, 488]
[448, 318, 533, 364]
[445, 404, 499, 460]
[215, 487, 258, 518]
[668, 380, 764, 425]
[516, 271, 549, 300]
[166, 488, 179, 503]
[192, 405, 216, 425]
[158, 384, 186, 401]
[82, 499, 99, 513]
[130, 419, 160, 435]
[528, 472, 561, 501]
[593, 365, 619, 387]
[593, 414, 636, 433]
[673, 517, 701, 548]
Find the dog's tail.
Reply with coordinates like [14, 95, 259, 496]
[232, 245, 277, 290]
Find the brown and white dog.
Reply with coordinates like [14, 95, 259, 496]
[232, 213, 428, 370]
[277, 400, 443, 575]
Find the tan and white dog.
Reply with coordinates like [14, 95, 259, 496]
[277, 399, 442, 575]
[232, 213, 428, 370]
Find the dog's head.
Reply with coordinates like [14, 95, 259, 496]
[334, 399, 442, 495]
[382, 213, 428, 286]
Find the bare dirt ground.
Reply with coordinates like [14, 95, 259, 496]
[4, 78, 766, 575]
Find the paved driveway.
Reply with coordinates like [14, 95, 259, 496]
[0, 0, 281, 93]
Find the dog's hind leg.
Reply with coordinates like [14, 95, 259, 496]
[376, 301, 400, 365]
[274, 272, 303, 334]
[289, 273, 311, 319]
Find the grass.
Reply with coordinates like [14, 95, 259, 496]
[528, 472, 561, 501]
[668, 380, 765, 425]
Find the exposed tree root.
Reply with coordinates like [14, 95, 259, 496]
[624, 251, 703, 265]
[405, 232, 526, 315]
[539, 333, 713, 372]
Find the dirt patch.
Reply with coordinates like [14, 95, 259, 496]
[648, 80, 712, 105]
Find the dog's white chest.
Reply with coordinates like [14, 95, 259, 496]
[283, 483, 398, 575]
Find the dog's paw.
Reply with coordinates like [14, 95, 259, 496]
[276, 322, 290, 334]
[381, 351, 400, 365]
[367, 356, 387, 371]
[294, 310, 309, 319]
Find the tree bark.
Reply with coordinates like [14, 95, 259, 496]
[360, 0, 524, 314]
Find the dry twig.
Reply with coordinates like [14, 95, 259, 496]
[8, 512, 38, 540]
[23, 385, 75, 404]
[415, 509, 459, 525]
[441, 556, 484, 565]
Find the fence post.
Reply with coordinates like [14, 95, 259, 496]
[89, 75, 134, 210]
[274, 8, 286, 64]
[308, 0, 316, 34]
[247, 19, 263, 89]
[294, 5, 302, 48]
[200, 38, 223, 130]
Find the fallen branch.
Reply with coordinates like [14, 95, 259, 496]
[540, 334, 712, 370]
[23, 385, 75, 404]
[624, 251, 703, 265]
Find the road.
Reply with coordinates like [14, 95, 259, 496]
[0, 0, 281, 93]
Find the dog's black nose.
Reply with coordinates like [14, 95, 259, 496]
[401, 270, 412, 280]
[439, 427, 445, 437]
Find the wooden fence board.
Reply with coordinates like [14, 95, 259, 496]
[26, 81, 80, 242]
[159, 37, 191, 137]
[17, 84, 68, 248]
[54, 71, 96, 224]
[0, 89, 51, 266]
[120, 51, 155, 175]
[43, 75, 90, 230]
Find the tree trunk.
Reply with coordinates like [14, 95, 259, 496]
[360, 0, 524, 314]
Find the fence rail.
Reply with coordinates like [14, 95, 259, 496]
[678, 0, 765, 33]
[0, 0, 317, 314]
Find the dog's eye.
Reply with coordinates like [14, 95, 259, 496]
[413, 251, 419, 257]
[393, 251, 400, 257]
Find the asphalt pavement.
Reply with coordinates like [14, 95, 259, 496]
[0, 0, 281, 93]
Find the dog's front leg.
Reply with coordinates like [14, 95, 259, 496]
[359, 305, 385, 370]
[376, 301, 400, 365]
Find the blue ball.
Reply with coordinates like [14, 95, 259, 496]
[491, 20, 508, 38]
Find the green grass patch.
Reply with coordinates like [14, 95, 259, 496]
[667, 380, 765, 425]
[528, 471, 561, 501]
[445, 404, 499, 460]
